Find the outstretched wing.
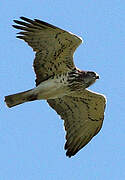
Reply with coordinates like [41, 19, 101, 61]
[13, 17, 82, 85]
[47, 89, 106, 157]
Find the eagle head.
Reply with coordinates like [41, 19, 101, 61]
[83, 71, 99, 88]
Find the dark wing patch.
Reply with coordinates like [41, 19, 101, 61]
[47, 89, 106, 157]
[13, 17, 82, 85]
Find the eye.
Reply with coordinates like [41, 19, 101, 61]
[87, 72, 99, 79]
[87, 71, 96, 77]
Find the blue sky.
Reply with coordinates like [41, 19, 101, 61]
[1, 1, 125, 179]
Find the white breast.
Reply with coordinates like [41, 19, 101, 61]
[34, 73, 70, 99]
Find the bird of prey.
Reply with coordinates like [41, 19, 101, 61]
[5, 17, 106, 157]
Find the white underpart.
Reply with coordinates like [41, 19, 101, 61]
[33, 74, 70, 99]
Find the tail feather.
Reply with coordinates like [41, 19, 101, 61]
[5, 89, 37, 108]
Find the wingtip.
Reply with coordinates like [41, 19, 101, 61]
[13, 19, 17, 23]
[12, 24, 17, 28]
[19, 16, 35, 24]
[16, 35, 24, 40]
[20, 16, 26, 20]
[66, 150, 76, 158]
[13, 17, 26, 23]
[12, 25, 22, 30]
[65, 143, 76, 158]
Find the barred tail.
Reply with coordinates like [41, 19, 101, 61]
[5, 89, 37, 108]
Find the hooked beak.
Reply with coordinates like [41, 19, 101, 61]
[96, 75, 99, 79]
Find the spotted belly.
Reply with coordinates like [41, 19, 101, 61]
[34, 73, 70, 99]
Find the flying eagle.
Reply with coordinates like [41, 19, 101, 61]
[5, 17, 106, 157]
